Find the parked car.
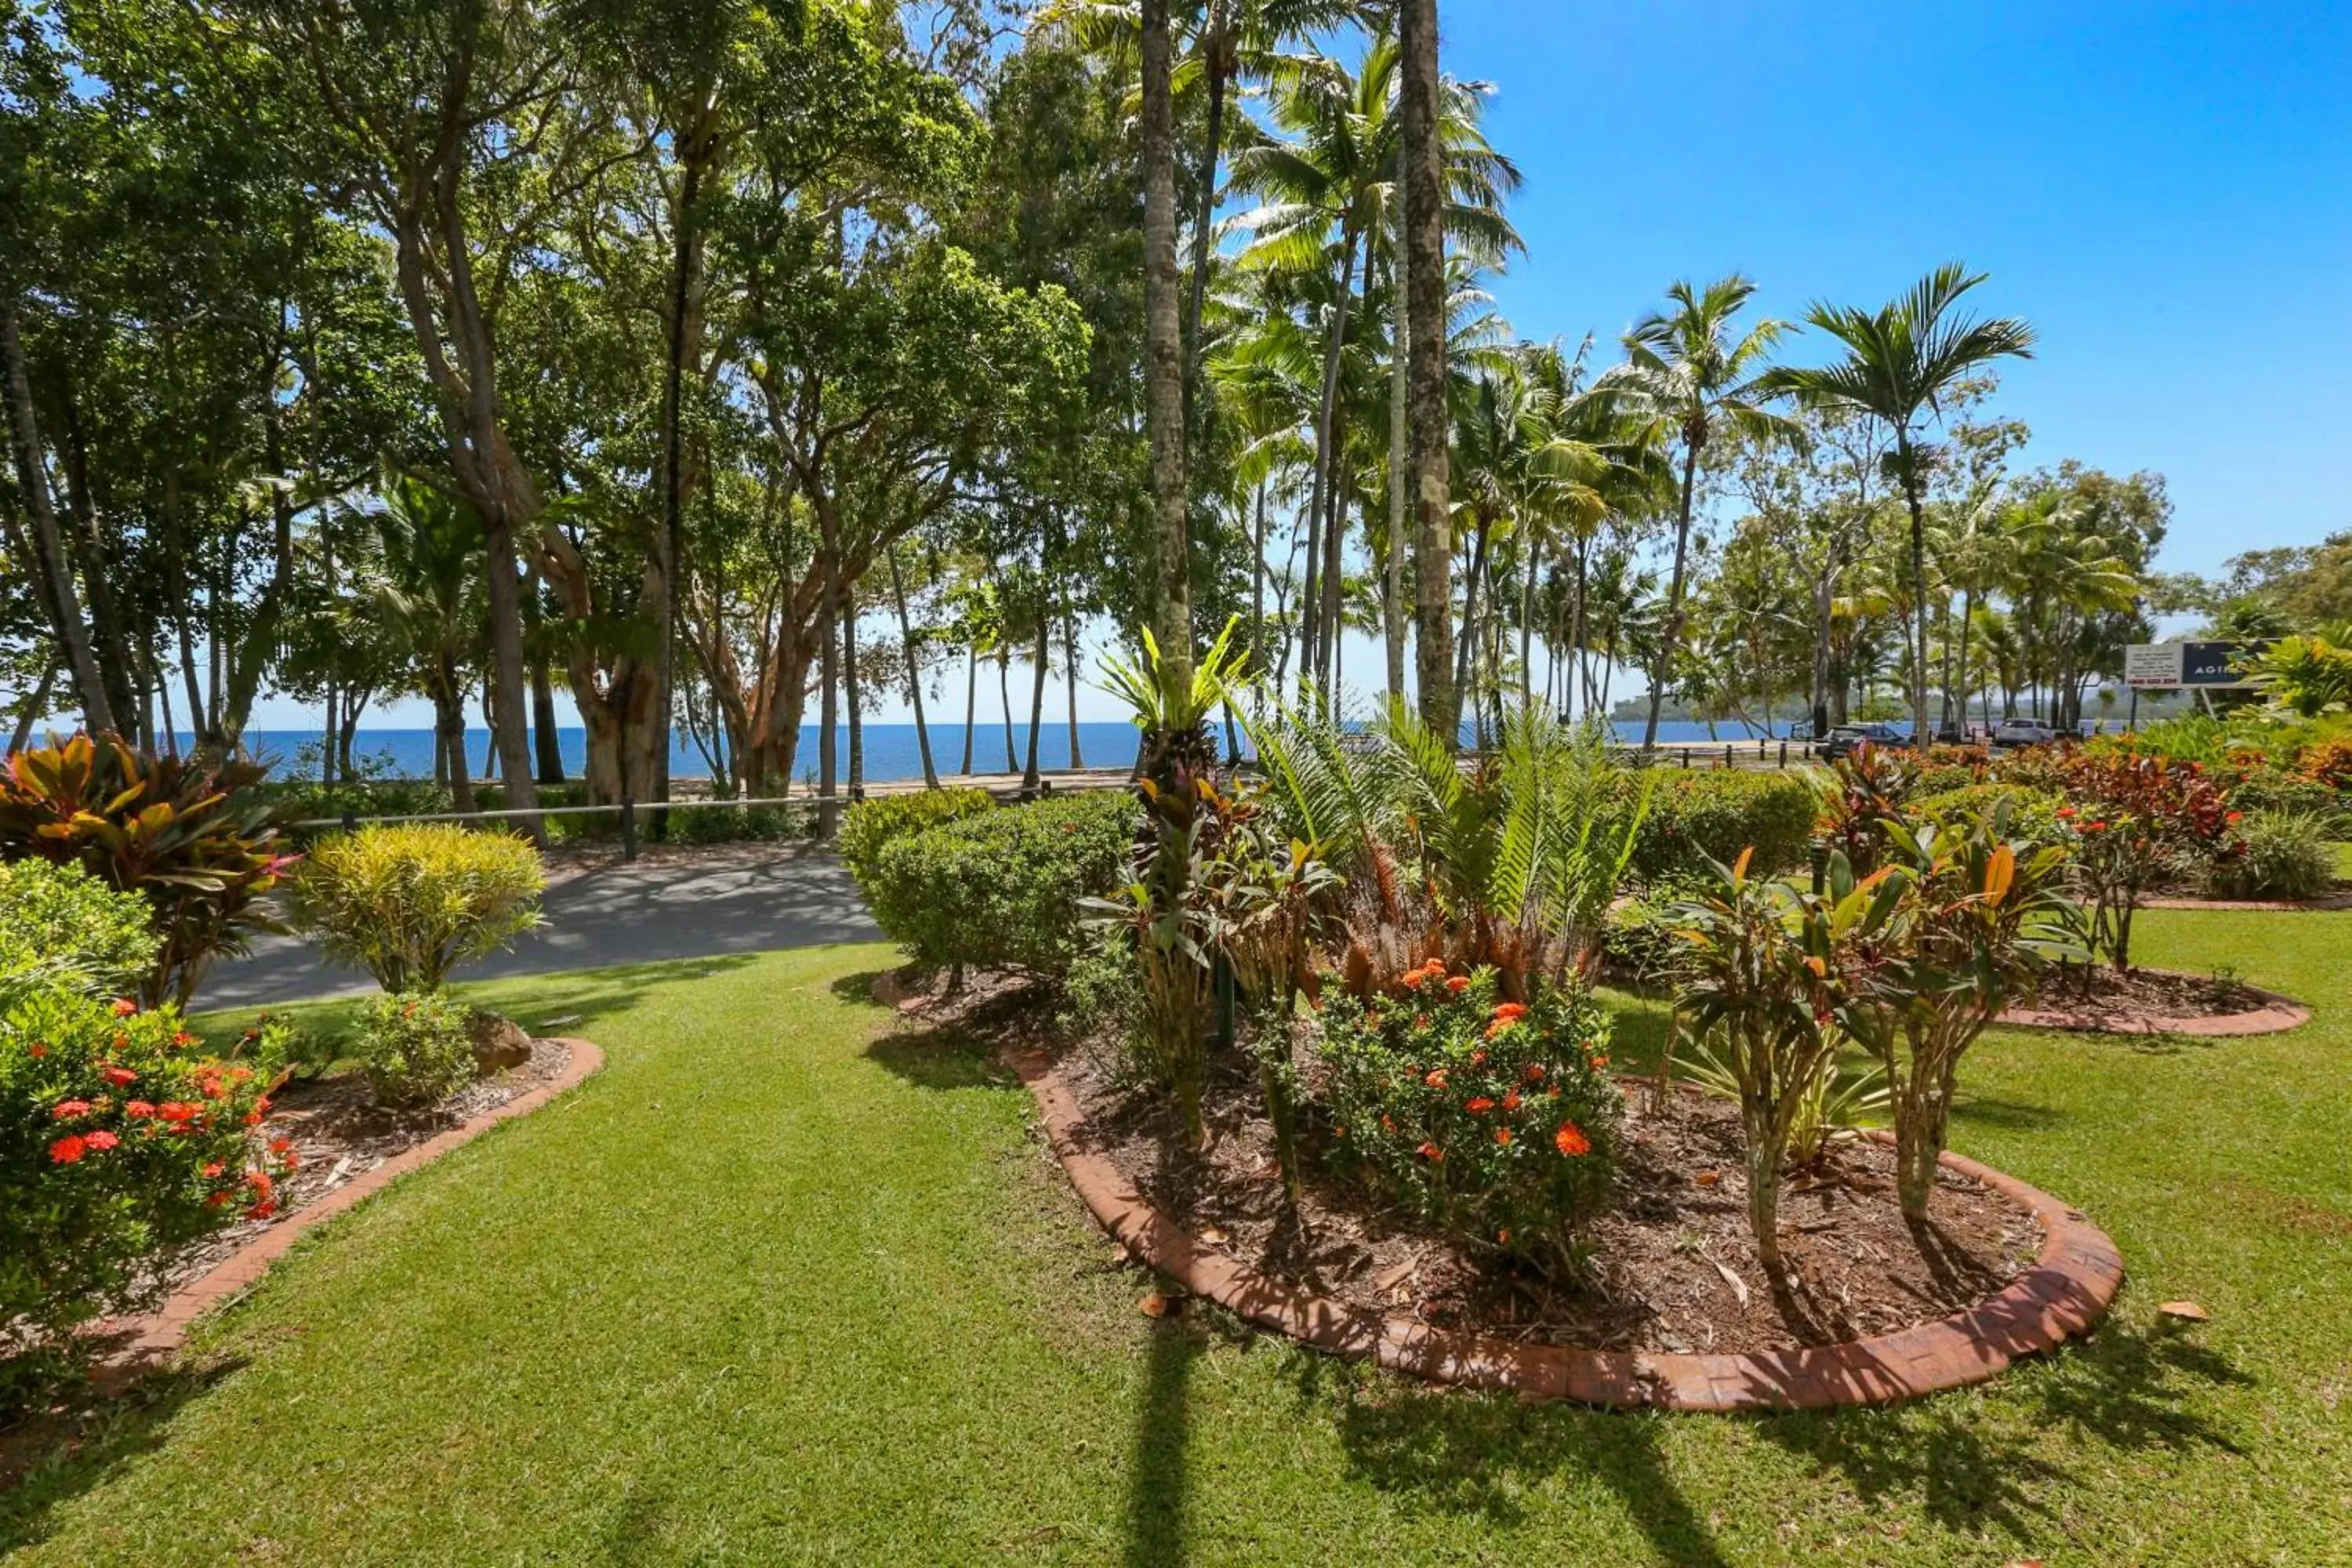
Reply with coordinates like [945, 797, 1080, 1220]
[1990, 718, 2066, 749]
[1817, 722, 1907, 760]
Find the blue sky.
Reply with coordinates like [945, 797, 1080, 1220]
[251, 2, 2351, 731]
[1446, 0, 2352, 575]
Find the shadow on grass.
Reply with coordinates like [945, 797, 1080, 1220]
[1754, 1319, 2251, 1545]
[465, 954, 764, 1035]
[1280, 1356, 1731, 1566]
[1950, 1094, 2070, 1134]
[0, 1356, 248, 1555]
[1122, 1321, 1199, 1568]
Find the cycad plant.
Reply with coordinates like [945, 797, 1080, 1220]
[1248, 700, 1650, 1000]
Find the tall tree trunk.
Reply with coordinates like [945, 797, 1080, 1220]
[1318, 408, 1349, 703]
[960, 644, 978, 775]
[1570, 533, 1590, 722]
[437, 670, 475, 815]
[887, 546, 938, 788]
[1064, 612, 1084, 769]
[996, 647, 1017, 773]
[655, 128, 716, 818]
[9, 661, 56, 754]
[1, 305, 115, 735]
[532, 655, 566, 783]
[1023, 608, 1048, 792]
[1140, 0, 1192, 691]
[817, 537, 840, 838]
[1302, 230, 1359, 707]
[55, 366, 138, 731]
[1641, 441, 1702, 751]
[1250, 481, 1269, 717]
[1453, 517, 1488, 722]
[1183, 1, 1230, 430]
[1400, 0, 1453, 742]
[1810, 566, 1835, 739]
[1898, 434, 1932, 749]
[1518, 543, 1537, 710]
[1385, 200, 1410, 704]
[844, 583, 863, 799]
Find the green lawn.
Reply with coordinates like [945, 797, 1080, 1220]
[5, 910, 2350, 1564]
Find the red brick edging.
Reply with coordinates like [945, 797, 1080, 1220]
[1998, 973, 2310, 1037]
[95, 1037, 605, 1387]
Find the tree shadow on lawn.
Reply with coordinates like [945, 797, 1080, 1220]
[1122, 1319, 1199, 1568]
[0, 1355, 249, 1555]
[1279, 1355, 1733, 1566]
[463, 954, 765, 1036]
[1753, 1319, 2252, 1547]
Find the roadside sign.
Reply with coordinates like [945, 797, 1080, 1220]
[2123, 641, 2264, 690]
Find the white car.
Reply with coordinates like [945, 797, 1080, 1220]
[1990, 719, 2064, 748]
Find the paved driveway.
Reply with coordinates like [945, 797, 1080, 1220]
[200, 845, 883, 1011]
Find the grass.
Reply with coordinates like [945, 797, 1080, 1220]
[3, 911, 2350, 1564]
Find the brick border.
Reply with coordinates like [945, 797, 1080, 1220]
[872, 971, 2124, 1409]
[2141, 892, 2352, 913]
[1998, 971, 2310, 1037]
[93, 1036, 605, 1388]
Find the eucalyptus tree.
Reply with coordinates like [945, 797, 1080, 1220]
[1600, 274, 1793, 750]
[1762, 263, 2037, 747]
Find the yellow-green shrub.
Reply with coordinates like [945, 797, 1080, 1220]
[289, 824, 543, 992]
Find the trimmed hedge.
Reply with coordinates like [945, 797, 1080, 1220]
[1607, 769, 1818, 885]
[857, 790, 1138, 982]
[838, 787, 996, 887]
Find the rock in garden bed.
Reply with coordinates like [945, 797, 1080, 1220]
[1054, 1040, 2043, 1359]
[148, 1035, 574, 1297]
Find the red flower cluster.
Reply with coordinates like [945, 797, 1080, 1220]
[1554, 1122, 1592, 1158]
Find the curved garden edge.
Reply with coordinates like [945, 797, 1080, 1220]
[872, 973, 2125, 1413]
[91, 1036, 607, 1392]
[1998, 975, 2312, 1037]
[2139, 892, 2352, 913]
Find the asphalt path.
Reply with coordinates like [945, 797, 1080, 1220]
[199, 844, 882, 1011]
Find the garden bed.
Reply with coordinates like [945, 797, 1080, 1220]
[879, 970, 2122, 1410]
[1999, 966, 2311, 1036]
[1056, 1045, 2040, 1358]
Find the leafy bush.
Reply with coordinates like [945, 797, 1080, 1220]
[2053, 746, 2240, 970]
[1315, 965, 1621, 1280]
[1599, 886, 1693, 988]
[2297, 736, 2352, 792]
[1835, 812, 2079, 1218]
[289, 824, 544, 992]
[1608, 767, 1816, 886]
[858, 790, 1138, 985]
[2, 985, 290, 1392]
[1912, 743, 1993, 797]
[0, 859, 160, 996]
[2227, 769, 2343, 828]
[1912, 782, 2070, 853]
[1813, 742, 1918, 874]
[0, 735, 292, 1006]
[838, 787, 994, 887]
[2203, 811, 2336, 901]
[358, 991, 479, 1109]
[667, 801, 808, 846]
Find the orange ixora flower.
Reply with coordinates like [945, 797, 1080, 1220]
[1415, 1142, 1443, 1161]
[110, 998, 137, 1017]
[102, 1065, 137, 1087]
[1490, 1002, 1528, 1023]
[1423, 1069, 1449, 1089]
[1502, 1090, 1521, 1112]
[1444, 975, 1471, 996]
[1554, 1122, 1592, 1158]
[1523, 1062, 1545, 1083]
[84, 1130, 119, 1152]
[1493, 1127, 1512, 1146]
[51, 1098, 93, 1120]
[1464, 1097, 1496, 1116]
[49, 1134, 88, 1164]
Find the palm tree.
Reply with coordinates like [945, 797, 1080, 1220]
[1398, 0, 1451, 740]
[361, 475, 489, 814]
[1229, 36, 1516, 706]
[1140, 0, 1193, 691]
[1763, 264, 2037, 748]
[1599, 275, 1792, 750]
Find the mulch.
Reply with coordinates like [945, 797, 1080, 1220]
[2012, 965, 2265, 1029]
[1042, 1021, 2041, 1359]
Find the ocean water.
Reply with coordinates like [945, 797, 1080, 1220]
[224, 718, 1799, 783]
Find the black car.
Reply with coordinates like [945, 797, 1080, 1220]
[1816, 723, 1906, 760]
